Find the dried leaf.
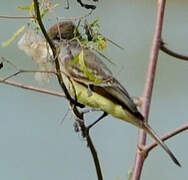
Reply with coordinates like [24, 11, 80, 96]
[2, 25, 26, 47]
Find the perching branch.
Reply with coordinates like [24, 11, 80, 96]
[0, 77, 65, 98]
[33, 1, 103, 180]
[160, 40, 188, 61]
[70, 105, 103, 180]
[33, 0, 83, 108]
[132, 0, 166, 179]
[144, 123, 188, 154]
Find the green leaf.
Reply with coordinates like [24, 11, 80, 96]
[97, 37, 106, 50]
[78, 50, 101, 84]
[106, 38, 124, 50]
[17, 2, 34, 17]
[70, 54, 80, 65]
[81, 38, 88, 46]
[95, 50, 116, 65]
[2, 25, 26, 47]
[90, 19, 99, 28]
[40, 3, 59, 19]
[17, 6, 32, 11]
[77, 91, 82, 101]
[74, 19, 81, 37]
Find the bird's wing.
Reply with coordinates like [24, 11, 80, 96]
[61, 48, 113, 85]
[60, 48, 143, 120]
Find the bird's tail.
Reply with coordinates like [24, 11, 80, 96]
[143, 123, 181, 167]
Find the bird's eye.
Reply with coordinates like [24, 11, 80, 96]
[52, 33, 73, 41]
[53, 34, 61, 41]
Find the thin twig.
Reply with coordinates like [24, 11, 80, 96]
[1, 57, 18, 69]
[132, 1, 166, 179]
[0, 15, 34, 19]
[33, 0, 56, 53]
[2, 69, 57, 81]
[87, 134, 103, 180]
[57, 10, 93, 21]
[76, 0, 96, 9]
[0, 77, 65, 98]
[144, 124, 188, 154]
[70, 105, 103, 180]
[160, 41, 188, 61]
[1, 56, 61, 81]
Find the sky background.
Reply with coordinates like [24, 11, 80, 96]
[0, 0, 188, 180]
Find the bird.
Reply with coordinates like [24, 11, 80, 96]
[18, 21, 181, 167]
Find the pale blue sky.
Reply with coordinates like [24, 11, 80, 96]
[0, 1, 188, 180]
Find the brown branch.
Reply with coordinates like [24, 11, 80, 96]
[160, 41, 188, 61]
[70, 105, 103, 180]
[2, 69, 57, 81]
[132, 0, 166, 179]
[0, 15, 34, 19]
[144, 124, 188, 154]
[33, 0, 83, 108]
[33, 0, 56, 53]
[33, 1, 103, 179]
[0, 77, 65, 98]
[87, 135, 103, 180]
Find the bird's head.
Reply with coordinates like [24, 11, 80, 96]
[47, 21, 78, 42]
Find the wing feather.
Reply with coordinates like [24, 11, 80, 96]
[60, 46, 143, 120]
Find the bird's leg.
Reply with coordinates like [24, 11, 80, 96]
[85, 112, 108, 136]
[87, 84, 93, 97]
[88, 112, 108, 129]
[132, 96, 143, 107]
[76, 107, 108, 136]
[79, 107, 102, 114]
[73, 107, 103, 136]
